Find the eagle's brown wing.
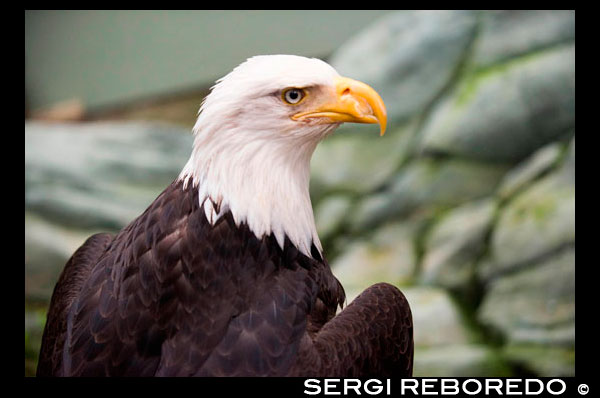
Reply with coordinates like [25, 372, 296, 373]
[36, 233, 114, 377]
[290, 282, 414, 377]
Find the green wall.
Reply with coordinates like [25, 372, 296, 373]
[25, 10, 387, 111]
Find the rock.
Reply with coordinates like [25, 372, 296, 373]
[420, 199, 496, 290]
[387, 158, 508, 207]
[346, 193, 394, 234]
[332, 222, 417, 303]
[478, 247, 575, 346]
[25, 121, 192, 301]
[473, 10, 575, 68]
[481, 165, 574, 278]
[403, 286, 475, 347]
[348, 157, 509, 232]
[419, 44, 575, 163]
[561, 137, 575, 176]
[25, 121, 192, 230]
[497, 142, 564, 200]
[25, 212, 102, 301]
[329, 10, 478, 124]
[314, 194, 353, 242]
[502, 344, 574, 377]
[414, 344, 512, 377]
[310, 123, 412, 198]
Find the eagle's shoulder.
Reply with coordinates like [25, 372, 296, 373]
[45, 180, 343, 376]
[60, 180, 208, 375]
[37, 232, 114, 376]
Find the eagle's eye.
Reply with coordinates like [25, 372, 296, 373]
[282, 88, 306, 105]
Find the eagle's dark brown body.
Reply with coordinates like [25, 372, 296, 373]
[37, 180, 413, 377]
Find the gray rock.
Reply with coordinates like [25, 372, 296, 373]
[498, 142, 564, 200]
[481, 166, 574, 278]
[420, 199, 497, 290]
[329, 10, 478, 124]
[400, 286, 479, 348]
[314, 195, 353, 242]
[502, 344, 574, 377]
[310, 123, 412, 198]
[346, 193, 398, 234]
[25, 121, 192, 230]
[25, 121, 192, 300]
[414, 344, 512, 377]
[348, 158, 509, 232]
[473, 10, 575, 68]
[561, 136, 575, 177]
[419, 45, 575, 163]
[332, 222, 417, 303]
[478, 247, 575, 346]
[25, 212, 102, 300]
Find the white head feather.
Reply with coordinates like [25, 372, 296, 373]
[179, 55, 343, 258]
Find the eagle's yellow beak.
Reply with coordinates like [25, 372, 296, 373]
[291, 76, 387, 136]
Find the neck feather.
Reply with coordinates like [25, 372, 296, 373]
[179, 124, 334, 258]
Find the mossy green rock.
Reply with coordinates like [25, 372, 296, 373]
[331, 222, 417, 303]
[402, 286, 475, 347]
[478, 247, 575, 347]
[497, 142, 564, 200]
[25, 121, 192, 301]
[473, 10, 575, 68]
[25, 212, 104, 301]
[329, 10, 478, 124]
[414, 344, 512, 377]
[420, 199, 496, 290]
[481, 164, 574, 278]
[419, 45, 574, 163]
[348, 158, 508, 231]
[310, 124, 411, 198]
[502, 344, 575, 377]
[314, 194, 353, 242]
[25, 122, 192, 230]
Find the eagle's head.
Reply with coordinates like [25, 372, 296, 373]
[179, 55, 386, 258]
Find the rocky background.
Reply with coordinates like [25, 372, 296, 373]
[25, 10, 575, 376]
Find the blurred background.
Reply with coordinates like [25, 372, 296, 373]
[25, 10, 575, 377]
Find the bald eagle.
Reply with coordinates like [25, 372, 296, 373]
[37, 55, 413, 377]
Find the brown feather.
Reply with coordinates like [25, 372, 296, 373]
[37, 180, 413, 376]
